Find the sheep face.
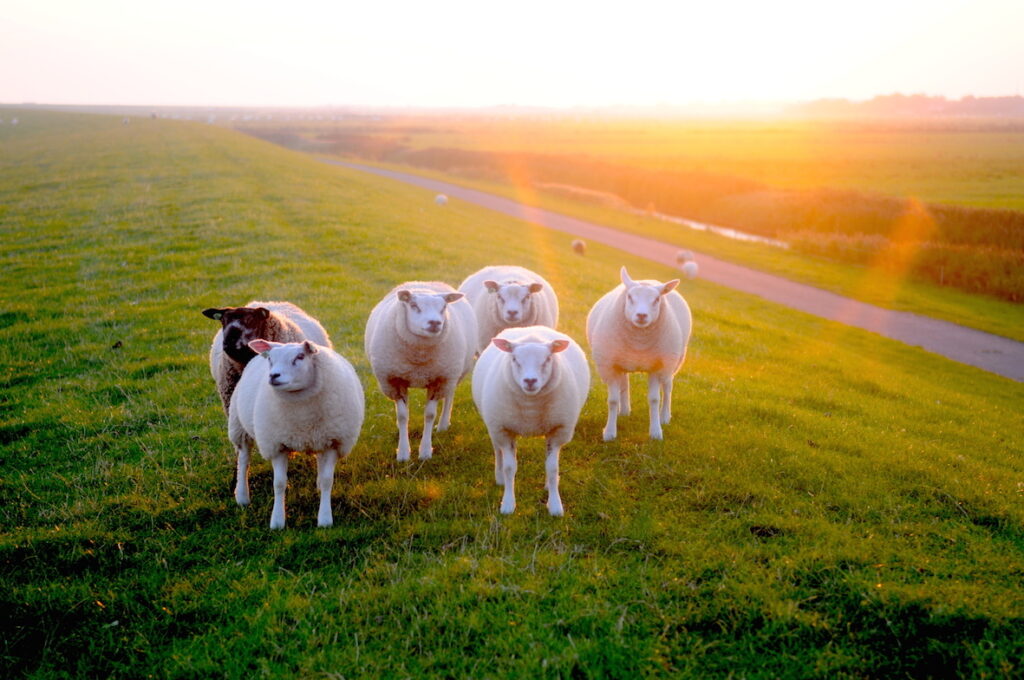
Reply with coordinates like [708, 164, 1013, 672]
[397, 290, 464, 338]
[248, 340, 319, 393]
[485, 280, 544, 325]
[492, 338, 570, 394]
[204, 306, 272, 364]
[621, 268, 679, 329]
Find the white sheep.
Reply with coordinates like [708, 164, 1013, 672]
[571, 239, 586, 255]
[203, 301, 331, 414]
[364, 281, 477, 461]
[472, 326, 590, 516]
[435, 194, 449, 206]
[458, 265, 559, 354]
[586, 267, 692, 441]
[676, 250, 699, 280]
[228, 339, 364, 529]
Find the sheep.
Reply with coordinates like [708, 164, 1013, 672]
[675, 250, 699, 280]
[586, 266, 692, 441]
[676, 249, 694, 265]
[435, 194, 449, 206]
[229, 339, 364, 529]
[571, 239, 587, 255]
[458, 265, 559, 354]
[364, 281, 477, 461]
[472, 326, 590, 516]
[203, 301, 331, 414]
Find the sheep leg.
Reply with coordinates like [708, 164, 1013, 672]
[602, 371, 626, 441]
[419, 397, 438, 460]
[494, 446, 504, 485]
[316, 448, 338, 528]
[233, 435, 252, 506]
[660, 374, 673, 425]
[395, 395, 411, 462]
[647, 374, 663, 440]
[497, 434, 518, 514]
[269, 454, 289, 530]
[545, 437, 564, 517]
[620, 375, 631, 416]
[436, 384, 456, 432]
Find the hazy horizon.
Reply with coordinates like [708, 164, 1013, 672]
[3, 0, 1022, 110]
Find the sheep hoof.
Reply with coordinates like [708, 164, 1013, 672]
[649, 430, 663, 441]
[548, 502, 564, 517]
[396, 450, 410, 462]
[317, 518, 333, 528]
[269, 519, 285, 530]
[602, 429, 617, 442]
[235, 493, 250, 507]
[436, 421, 450, 432]
[500, 503, 516, 515]
[419, 446, 434, 460]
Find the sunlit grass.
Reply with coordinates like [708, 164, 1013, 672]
[2, 110, 1023, 678]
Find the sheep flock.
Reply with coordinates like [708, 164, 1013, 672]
[203, 262, 695, 527]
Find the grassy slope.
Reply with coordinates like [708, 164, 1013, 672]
[339, 158, 1024, 343]
[2, 110, 1024, 679]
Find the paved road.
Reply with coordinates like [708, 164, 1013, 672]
[323, 160, 1024, 382]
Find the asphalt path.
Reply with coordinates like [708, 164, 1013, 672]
[323, 159, 1024, 382]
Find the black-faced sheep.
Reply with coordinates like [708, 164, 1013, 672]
[202, 301, 331, 414]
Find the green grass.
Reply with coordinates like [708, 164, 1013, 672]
[329, 157, 1024, 342]
[3, 109, 1024, 679]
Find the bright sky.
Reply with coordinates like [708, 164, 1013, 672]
[2, 0, 1022, 108]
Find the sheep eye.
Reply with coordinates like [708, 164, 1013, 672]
[293, 354, 304, 363]
[411, 304, 420, 313]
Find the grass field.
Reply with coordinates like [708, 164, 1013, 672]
[3, 109, 1024, 678]
[242, 115, 1024, 211]
[323, 159, 1024, 343]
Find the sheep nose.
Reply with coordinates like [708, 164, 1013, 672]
[269, 373, 281, 384]
[506, 310, 518, 319]
[635, 313, 648, 323]
[427, 320, 441, 332]
[523, 378, 538, 390]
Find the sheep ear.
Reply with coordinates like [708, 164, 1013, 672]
[248, 339, 277, 355]
[443, 292, 464, 304]
[255, 307, 270, 320]
[397, 290, 412, 303]
[492, 338, 515, 353]
[620, 267, 636, 288]
[203, 308, 226, 321]
[484, 280, 500, 293]
[303, 340, 319, 354]
[549, 339, 570, 354]
[528, 282, 544, 294]
[660, 279, 680, 295]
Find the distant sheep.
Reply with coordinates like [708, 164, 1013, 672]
[435, 194, 448, 206]
[472, 326, 590, 516]
[458, 265, 559, 354]
[203, 301, 331, 414]
[229, 340, 364, 529]
[586, 267, 692, 440]
[675, 249, 694, 265]
[676, 250, 698, 279]
[122, 117, 131, 125]
[571, 239, 586, 255]
[364, 282, 477, 461]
